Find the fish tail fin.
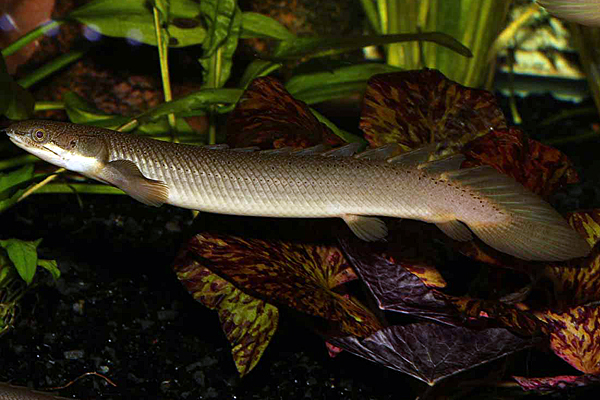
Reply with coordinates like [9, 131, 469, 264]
[444, 165, 591, 261]
[468, 216, 591, 261]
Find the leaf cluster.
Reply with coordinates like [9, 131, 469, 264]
[173, 70, 600, 395]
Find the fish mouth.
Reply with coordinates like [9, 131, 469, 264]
[4, 128, 27, 145]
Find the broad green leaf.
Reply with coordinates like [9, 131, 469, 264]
[272, 32, 472, 61]
[0, 238, 42, 285]
[286, 63, 402, 105]
[175, 258, 278, 376]
[200, 0, 241, 88]
[37, 259, 61, 280]
[68, 0, 206, 47]
[240, 12, 295, 40]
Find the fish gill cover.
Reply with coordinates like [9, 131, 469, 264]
[174, 69, 600, 392]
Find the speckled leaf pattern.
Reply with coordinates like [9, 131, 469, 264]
[359, 69, 506, 150]
[184, 232, 382, 337]
[455, 127, 580, 266]
[226, 76, 344, 149]
[174, 255, 278, 376]
[443, 295, 546, 336]
[535, 305, 600, 375]
[329, 323, 535, 386]
[462, 127, 579, 197]
[513, 374, 600, 392]
[542, 210, 600, 306]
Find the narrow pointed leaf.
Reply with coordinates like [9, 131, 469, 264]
[240, 12, 295, 40]
[286, 63, 402, 105]
[272, 32, 472, 61]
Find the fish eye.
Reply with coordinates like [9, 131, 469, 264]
[32, 129, 46, 143]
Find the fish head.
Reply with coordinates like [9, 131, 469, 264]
[4, 120, 106, 174]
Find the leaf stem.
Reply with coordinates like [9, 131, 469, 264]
[1, 20, 63, 57]
[153, 6, 178, 142]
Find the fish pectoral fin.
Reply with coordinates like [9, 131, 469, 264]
[99, 160, 169, 207]
[342, 214, 388, 241]
[435, 220, 472, 241]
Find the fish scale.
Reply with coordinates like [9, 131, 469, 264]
[4, 120, 592, 261]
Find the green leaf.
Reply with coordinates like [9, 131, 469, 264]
[199, 0, 241, 88]
[0, 164, 35, 213]
[37, 259, 61, 280]
[0, 55, 34, 119]
[238, 59, 282, 89]
[4, 82, 35, 120]
[64, 91, 115, 124]
[240, 12, 295, 40]
[67, 0, 206, 47]
[0, 164, 34, 194]
[272, 32, 472, 61]
[0, 238, 42, 285]
[310, 108, 366, 145]
[286, 63, 402, 105]
[134, 88, 242, 124]
[64, 91, 193, 134]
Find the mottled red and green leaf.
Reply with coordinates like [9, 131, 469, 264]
[360, 69, 506, 150]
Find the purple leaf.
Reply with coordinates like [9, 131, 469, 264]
[330, 323, 535, 386]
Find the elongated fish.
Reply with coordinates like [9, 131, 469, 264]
[4, 120, 591, 261]
[0, 382, 73, 400]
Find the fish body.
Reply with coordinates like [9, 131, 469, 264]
[4, 120, 591, 261]
[0, 383, 73, 400]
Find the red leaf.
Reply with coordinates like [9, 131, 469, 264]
[513, 374, 600, 392]
[180, 231, 382, 338]
[462, 127, 579, 197]
[226, 76, 344, 149]
[360, 69, 507, 150]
